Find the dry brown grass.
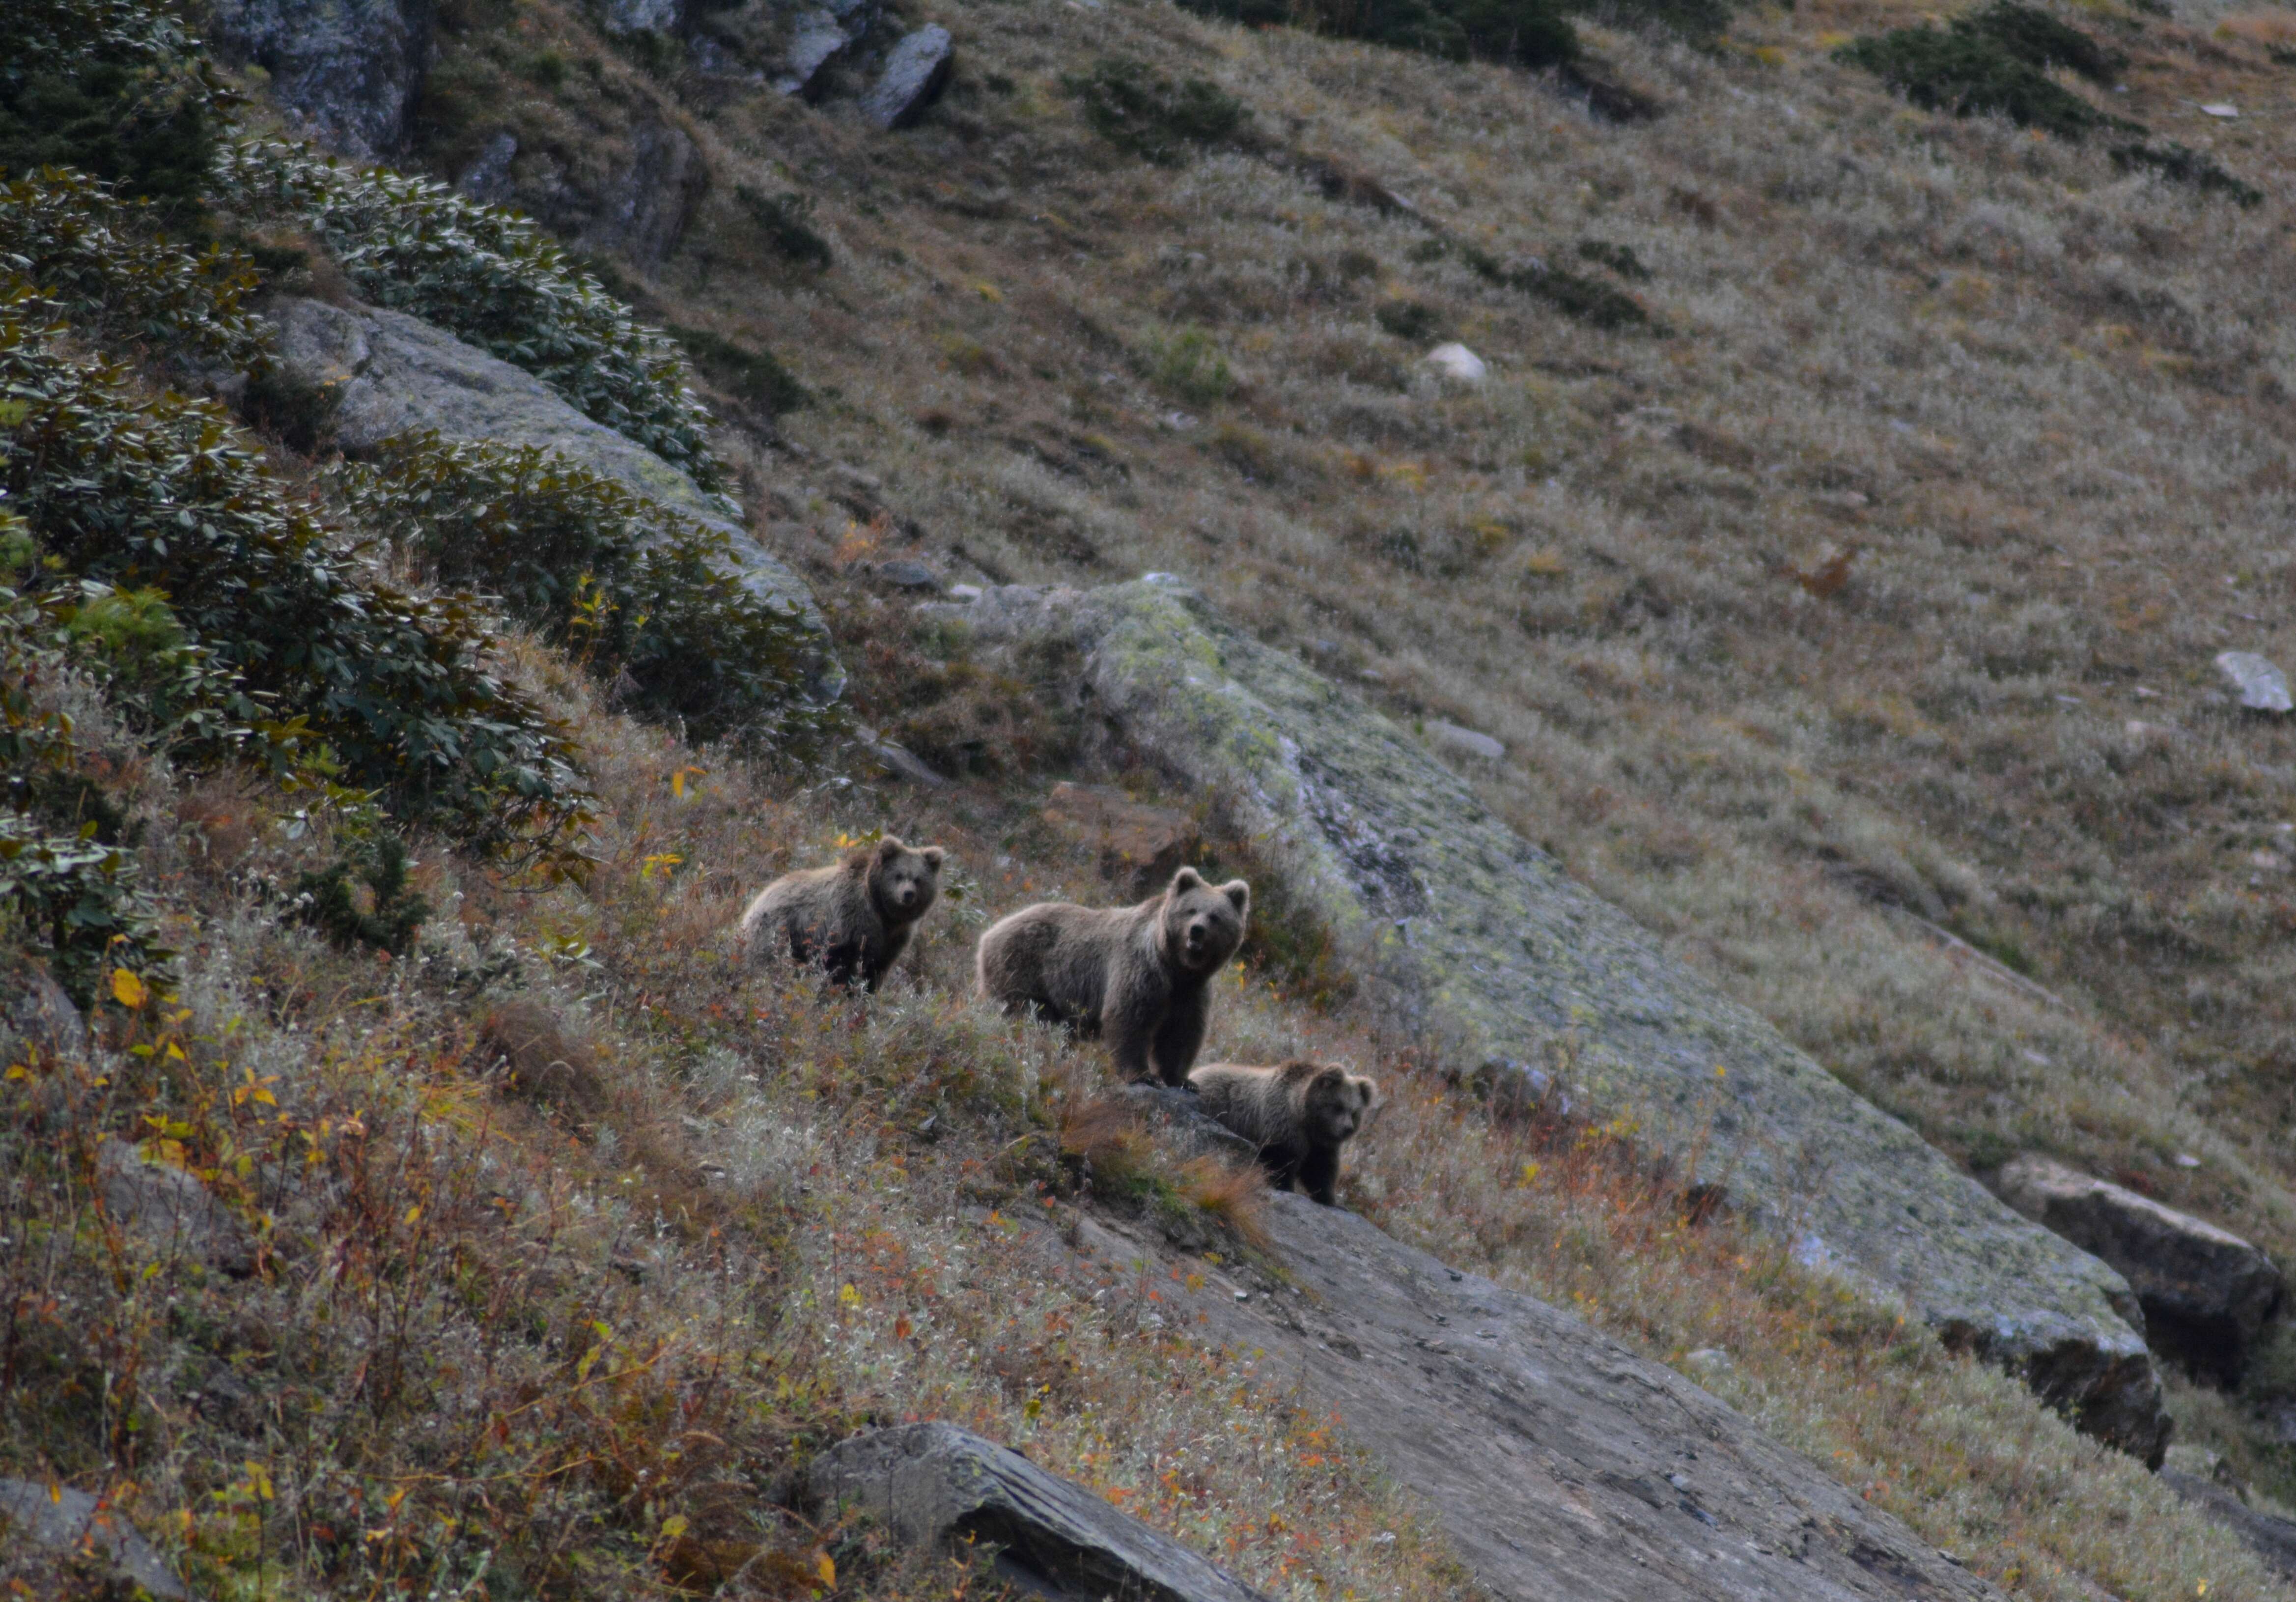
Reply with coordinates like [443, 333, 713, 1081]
[387, 0, 2296, 1499]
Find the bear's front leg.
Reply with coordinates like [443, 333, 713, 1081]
[1148, 991, 1207, 1089]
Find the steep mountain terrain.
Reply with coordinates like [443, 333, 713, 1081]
[10, 0, 2296, 1595]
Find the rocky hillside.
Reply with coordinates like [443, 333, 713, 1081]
[10, 0, 2296, 1595]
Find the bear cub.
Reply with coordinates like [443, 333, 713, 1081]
[739, 836, 945, 992]
[1187, 1060, 1378, 1206]
[975, 866, 1249, 1086]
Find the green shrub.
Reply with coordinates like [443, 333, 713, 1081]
[295, 831, 430, 955]
[1069, 58, 1254, 167]
[0, 0, 228, 225]
[212, 139, 728, 493]
[1180, 0, 1578, 69]
[0, 168, 265, 369]
[1576, 238, 1651, 281]
[0, 567, 166, 997]
[735, 185, 834, 270]
[338, 433, 835, 749]
[2111, 140, 2264, 207]
[1146, 326, 1235, 408]
[670, 324, 809, 418]
[1836, 4, 2136, 143]
[1460, 244, 1653, 332]
[0, 309, 591, 850]
[1375, 301, 1447, 342]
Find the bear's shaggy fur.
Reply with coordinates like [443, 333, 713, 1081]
[1187, 1060, 1378, 1205]
[739, 836, 945, 991]
[974, 866, 1249, 1086]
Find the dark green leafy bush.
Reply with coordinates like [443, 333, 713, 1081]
[338, 434, 835, 749]
[736, 185, 834, 270]
[1838, 5, 2256, 201]
[0, 168, 266, 368]
[1, 307, 592, 850]
[1069, 58, 1255, 167]
[1180, 0, 1578, 69]
[295, 831, 430, 955]
[0, 0, 227, 225]
[213, 139, 728, 493]
[0, 560, 166, 996]
[670, 324, 809, 418]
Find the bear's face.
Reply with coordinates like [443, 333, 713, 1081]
[870, 838, 945, 923]
[1159, 868, 1250, 973]
[1305, 1067, 1378, 1147]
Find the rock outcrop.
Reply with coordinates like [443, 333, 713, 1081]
[1024, 1189, 2004, 1601]
[862, 26, 953, 129]
[936, 576, 2167, 1460]
[97, 1139, 257, 1279]
[1993, 1154, 2285, 1385]
[0, 1479, 196, 1601]
[811, 1423, 1272, 1602]
[206, 0, 431, 160]
[265, 296, 841, 700]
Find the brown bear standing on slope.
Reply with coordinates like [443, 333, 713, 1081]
[1187, 1061, 1379, 1206]
[739, 836, 945, 992]
[975, 867, 1249, 1086]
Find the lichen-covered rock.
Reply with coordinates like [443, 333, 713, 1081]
[207, 0, 431, 160]
[812, 1422, 1272, 1602]
[862, 26, 953, 130]
[1031, 1194, 2006, 1602]
[935, 576, 2167, 1460]
[267, 297, 841, 700]
[97, 1139, 255, 1278]
[1994, 1153, 2285, 1385]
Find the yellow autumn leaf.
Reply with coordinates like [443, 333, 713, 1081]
[111, 968, 147, 1008]
[660, 1514, 689, 1540]
[817, 1553, 836, 1586]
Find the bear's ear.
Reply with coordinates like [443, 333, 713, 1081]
[1171, 866, 1204, 893]
[921, 846, 945, 870]
[876, 836, 906, 862]
[1354, 1075, 1380, 1109]
[1220, 879, 1250, 916]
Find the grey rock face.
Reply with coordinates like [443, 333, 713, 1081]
[0, 1479, 194, 1601]
[453, 130, 520, 204]
[207, 0, 430, 160]
[496, 107, 710, 266]
[862, 26, 953, 129]
[98, 1139, 256, 1277]
[777, 8, 856, 95]
[1427, 718, 1504, 761]
[936, 577, 2166, 1460]
[1994, 1154, 2285, 1384]
[2161, 1469, 2296, 1580]
[2, 964, 89, 1062]
[1033, 1195, 2004, 1602]
[266, 297, 841, 701]
[811, 1422, 1272, 1602]
[604, 0, 680, 31]
[1111, 1085, 1260, 1166]
[2216, 651, 2292, 713]
[1041, 781, 1200, 897]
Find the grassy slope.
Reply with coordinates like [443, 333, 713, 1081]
[402, 0, 2296, 1494]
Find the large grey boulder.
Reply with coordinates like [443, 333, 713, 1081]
[862, 26, 953, 130]
[1031, 1194, 2003, 1602]
[2216, 651, 2293, 713]
[98, 1138, 256, 1278]
[0, 1479, 195, 1600]
[207, 0, 430, 160]
[1994, 1154, 2285, 1385]
[266, 297, 840, 700]
[935, 577, 2166, 1460]
[811, 1423, 1272, 1601]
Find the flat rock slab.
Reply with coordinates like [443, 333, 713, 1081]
[267, 297, 841, 700]
[0, 1479, 194, 1600]
[1995, 1154, 2284, 1384]
[811, 1422, 1271, 1601]
[2161, 1470, 2296, 1580]
[1029, 1194, 2001, 1602]
[938, 577, 2163, 1459]
[863, 25, 953, 129]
